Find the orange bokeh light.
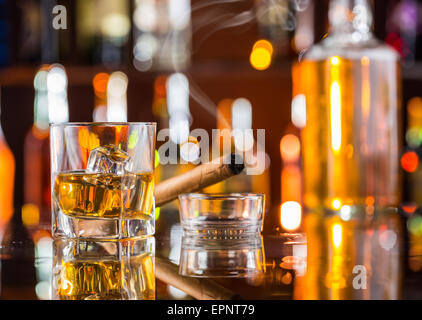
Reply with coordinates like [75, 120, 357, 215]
[407, 97, 422, 118]
[250, 39, 273, 71]
[154, 75, 168, 98]
[280, 134, 301, 163]
[253, 39, 274, 56]
[93, 73, 110, 97]
[401, 151, 419, 173]
[402, 203, 418, 215]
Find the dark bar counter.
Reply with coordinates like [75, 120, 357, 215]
[1, 204, 421, 300]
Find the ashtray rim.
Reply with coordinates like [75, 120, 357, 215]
[179, 193, 265, 201]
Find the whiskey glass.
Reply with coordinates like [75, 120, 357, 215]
[52, 237, 155, 300]
[50, 122, 156, 239]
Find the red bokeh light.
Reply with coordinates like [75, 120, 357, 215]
[401, 151, 419, 173]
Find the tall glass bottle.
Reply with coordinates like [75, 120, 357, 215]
[295, 0, 402, 217]
[0, 89, 15, 237]
[23, 66, 51, 233]
[23, 65, 69, 234]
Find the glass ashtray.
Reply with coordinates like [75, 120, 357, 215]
[178, 193, 265, 238]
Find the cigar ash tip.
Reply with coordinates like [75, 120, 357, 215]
[228, 153, 245, 175]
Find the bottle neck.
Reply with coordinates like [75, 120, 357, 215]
[328, 0, 373, 42]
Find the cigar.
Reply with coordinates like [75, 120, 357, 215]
[155, 257, 242, 300]
[155, 153, 244, 207]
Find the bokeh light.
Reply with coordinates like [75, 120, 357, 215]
[93, 72, 110, 98]
[408, 216, 422, 236]
[253, 39, 274, 55]
[21, 203, 40, 226]
[280, 201, 302, 231]
[291, 94, 307, 128]
[167, 73, 189, 117]
[402, 203, 418, 215]
[101, 13, 130, 39]
[332, 223, 342, 249]
[107, 71, 128, 122]
[401, 151, 419, 173]
[330, 81, 342, 152]
[232, 98, 254, 152]
[330, 56, 340, 66]
[250, 39, 273, 71]
[407, 97, 422, 117]
[339, 205, 352, 221]
[332, 198, 342, 210]
[280, 134, 301, 163]
[180, 137, 200, 163]
[406, 128, 422, 148]
[47, 65, 67, 93]
[378, 229, 397, 251]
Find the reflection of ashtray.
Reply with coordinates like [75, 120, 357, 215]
[263, 233, 307, 277]
[179, 235, 265, 278]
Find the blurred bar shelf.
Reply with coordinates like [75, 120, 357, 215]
[0, 60, 292, 87]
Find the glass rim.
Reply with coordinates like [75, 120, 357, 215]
[179, 193, 265, 201]
[50, 122, 157, 127]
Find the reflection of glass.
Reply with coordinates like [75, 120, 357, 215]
[296, 0, 402, 216]
[50, 123, 156, 239]
[52, 237, 155, 300]
[178, 193, 265, 237]
[179, 235, 264, 278]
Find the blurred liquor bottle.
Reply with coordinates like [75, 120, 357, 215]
[92, 72, 109, 122]
[385, 0, 422, 67]
[153, 73, 195, 212]
[133, 0, 192, 72]
[106, 71, 128, 122]
[152, 74, 168, 191]
[205, 98, 271, 200]
[23, 64, 69, 234]
[205, 98, 252, 194]
[15, 0, 41, 64]
[0, 0, 10, 67]
[295, 0, 402, 218]
[0, 89, 15, 238]
[92, 71, 128, 122]
[406, 206, 422, 274]
[403, 97, 422, 203]
[279, 125, 302, 233]
[291, 0, 315, 54]
[40, 0, 60, 63]
[15, 0, 68, 65]
[77, 0, 131, 66]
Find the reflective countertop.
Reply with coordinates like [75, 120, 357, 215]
[1, 206, 422, 300]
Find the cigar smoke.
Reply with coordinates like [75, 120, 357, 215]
[167, 0, 311, 128]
